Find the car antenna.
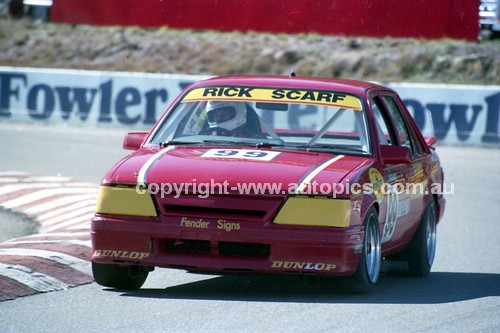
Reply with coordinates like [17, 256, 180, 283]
[289, 69, 296, 78]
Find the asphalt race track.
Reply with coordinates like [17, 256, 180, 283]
[0, 123, 499, 332]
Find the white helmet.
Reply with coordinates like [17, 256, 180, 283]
[206, 101, 246, 131]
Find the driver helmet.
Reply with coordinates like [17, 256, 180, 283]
[206, 101, 246, 131]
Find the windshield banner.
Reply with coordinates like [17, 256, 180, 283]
[182, 87, 363, 110]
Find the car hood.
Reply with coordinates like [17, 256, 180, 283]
[103, 146, 370, 194]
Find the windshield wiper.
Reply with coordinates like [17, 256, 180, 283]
[201, 140, 286, 148]
[161, 140, 205, 147]
[200, 139, 248, 146]
[250, 141, 285, 148]
[162, 139, 286, 148]
[162, 139, 254, 147]
[293, 144, 366, 153]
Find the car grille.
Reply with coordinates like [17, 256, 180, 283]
[166, 239, 211, 254]
[156, 193, 283, 221]
[218, 241, 270, 258]
[166, 239, 270, 259]
[164, 204, 267, 219]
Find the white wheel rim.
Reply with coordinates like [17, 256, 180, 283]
[426, 204, 437, 267]
[365, 214, 381, 283]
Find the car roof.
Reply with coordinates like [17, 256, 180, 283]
[189, 75, 390, 96]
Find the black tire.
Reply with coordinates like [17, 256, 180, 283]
[92, 261, 148, 290]
[400, 199, 437, 277]
[320, 207, 381, 294]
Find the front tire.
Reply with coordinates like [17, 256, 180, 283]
[351, 207, 382, 292]
[92, 261, 149, 290]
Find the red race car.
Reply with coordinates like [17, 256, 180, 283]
[91, 75, 445, 292]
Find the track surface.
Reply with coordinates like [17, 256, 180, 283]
[0, 123, 499, 332]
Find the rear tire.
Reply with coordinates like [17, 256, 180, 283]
[92, 261, 148, 290]
[397, 199, 437, 277]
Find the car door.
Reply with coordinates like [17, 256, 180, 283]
[369, 94, 411, 249]
[379, 93, 430, 245]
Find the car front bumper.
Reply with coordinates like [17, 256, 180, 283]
[91, 215, 364, 276]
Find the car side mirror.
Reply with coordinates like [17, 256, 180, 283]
[380, 145, 411, 165]
[424, 136, 437, 148]
[123, 132, 148, 150]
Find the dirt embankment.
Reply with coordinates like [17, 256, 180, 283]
[1, 18, 499, 84]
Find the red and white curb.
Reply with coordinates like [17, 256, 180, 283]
[0, 171, 98, 301]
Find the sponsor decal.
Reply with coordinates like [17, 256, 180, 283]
[408, 162, 429, 198]
[93, 249, 150, 260]
[368, 168, 384, 201]
[217, 219, 240, 232]
[271, 261, 336, 271]
[180, 217, 240, 231]
[430, 164, 439, 177]
[397, 197, 410, 218]
[382, 184, 399, 243]
[387, 173, 397, 184]
[182, 86, 363, 110]
[181, 217, 210, 228]
[409, 162, 424, 183]
[201, 149, 281, 161]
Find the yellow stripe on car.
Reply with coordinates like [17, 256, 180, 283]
[274, 196, 350, 227]
[95, 186, 157, 217]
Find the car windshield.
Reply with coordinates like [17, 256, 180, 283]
[149, 86, 370, 154]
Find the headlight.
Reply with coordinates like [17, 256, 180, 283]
[95, 186, 157, 217]
[273, 196, 350, 227]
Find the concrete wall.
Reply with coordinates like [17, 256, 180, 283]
[1, 67, 498, 146]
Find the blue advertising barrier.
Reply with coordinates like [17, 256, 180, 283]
[0, 67, 499, 146]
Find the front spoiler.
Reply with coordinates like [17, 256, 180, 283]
[91, 215, 364, 276]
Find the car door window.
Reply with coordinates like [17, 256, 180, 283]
[381, 96, 413, 154]
[371, 97, 395, 146]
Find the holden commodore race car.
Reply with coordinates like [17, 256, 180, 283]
[91, 75, 445, 292]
